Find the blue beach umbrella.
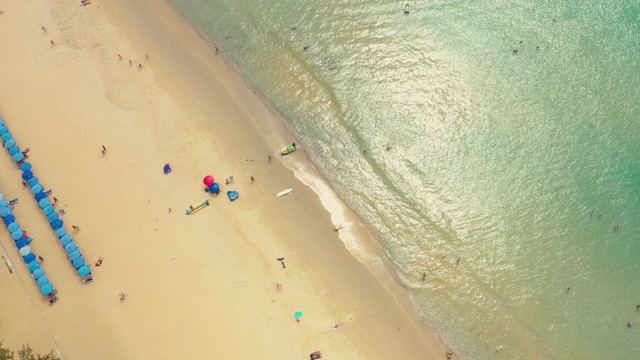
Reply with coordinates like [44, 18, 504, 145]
[72, 257, 85, 269]
[30, 184, 43, 194]
[1, 132, 12, 142]
[37, 276, 50, 287]
[51, 219, 64, 230]
[8, 222, 19, 232]
[19, 245, 31, 256]
[78, 265, 91, 277]
[27, 260, 40, 272]
[13, 152, 25, 162]
[0, 207, 12, 217]
[3, 215, 15, 225]
[15, 239, 28, 249]
[60, 234, 72, 245]
[32, 268, 45, 280]
[34, 191, 47, 201]
[27, 177, 38, 187]
[22, 170, 34, 180]
[0, 125, 6, 134]
[43, 205, 55, 215]
[68, 250, 81, 261]
[23, 253, 35, 263]
[4, 139, 16, 148]
[40, 283, 53, 296]
[8, 146, 20, 156]
[65, 242, 78, 253]
[39, 198, 51, 208]
[0, 200, 8, 209]
[20, 162, 32, 171]
[11, 230, 24, 240]
[294, 311, 304, 320]
[55, 227, 66, 237]
[47, 212, 59, 223]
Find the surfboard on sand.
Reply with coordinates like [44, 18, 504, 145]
[277, 189, 293, 197]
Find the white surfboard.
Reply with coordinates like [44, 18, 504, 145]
[277, 188, 293, 197]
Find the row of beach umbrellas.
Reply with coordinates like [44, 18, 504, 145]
[0, 117, 93, 289]
[0, 191, 55, 296]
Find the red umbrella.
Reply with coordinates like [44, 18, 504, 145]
[203, 175, 215, 186]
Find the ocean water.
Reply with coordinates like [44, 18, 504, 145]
[171, 0, 640, 358]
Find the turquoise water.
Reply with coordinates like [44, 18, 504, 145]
[171, 0, 640, 358]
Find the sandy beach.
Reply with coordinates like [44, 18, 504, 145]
[0, 0, 449, 359]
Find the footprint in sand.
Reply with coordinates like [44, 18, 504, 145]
[231, 279, 248, 289]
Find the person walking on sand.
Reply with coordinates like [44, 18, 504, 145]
[333, 224, 344, 232]
[22, 180, 27, 187]
[456, 257, 461, 266]
[268, 155, 272, 163]
[39, 256, 44, 262]
[145, 53, 150, 60]
[50, 40, 55, 46]
[422, 272, 427, 282]
[118, 54, 123, 61]
[101, 145, 107, 155]
[138, 63, 143, 70]
[276, 283, 281, 292]
[119, 292, 126, 301]
[96, 257, 104, 267]
[41, 26, 47, 33]
[250, 176, 255, 183]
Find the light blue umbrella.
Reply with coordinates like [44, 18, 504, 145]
[20, 162, 32, 171]
[8, 146, 20, 156]
[36, 276, 49, 287]
[65, 242, 78, 253]
[31, 184, 43, 194]
[60, 234, 72, 245]
[39, 198, 51, 209]
[7, 222, 19, 232]
[40, 283, 53, 296]
[0, 207, 12, 217]
[11, 230, 24, 240]
[1, 132, 12, 141]
[72, 257, 85, 269]
[55, 227, 66, 237]
[0, 126, 7, 135]
[27, 260, 40, 272]
[12, 152, 25, 162]
[69, 250, 81, 261]
[19, 245, 31, 256]
[26, 177, 38, 188]
[78, 265, 91, 277]
[43, 205, 54, 215]
[32, 268, 45, 280]
[0, 200, 8, 209]
[4, 139, 15, 148]
[47, 212, 59, 223]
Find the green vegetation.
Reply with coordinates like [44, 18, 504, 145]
[0, 342, 59, 360]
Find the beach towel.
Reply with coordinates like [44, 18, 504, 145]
[163, 163, 172, 174]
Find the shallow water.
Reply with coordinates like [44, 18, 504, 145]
[172, 0, 640, 357]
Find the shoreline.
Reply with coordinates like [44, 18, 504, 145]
[0, 0, 450, 358]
